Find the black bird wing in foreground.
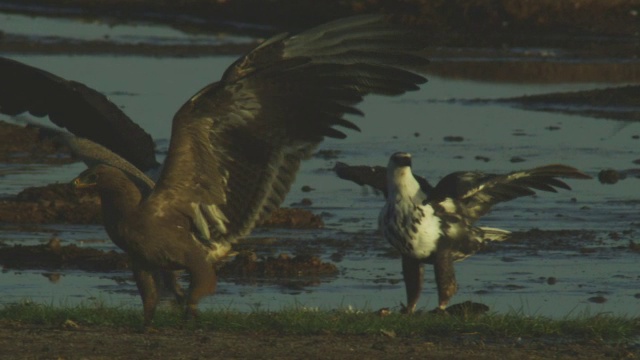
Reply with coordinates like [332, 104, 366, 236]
[334, 161, 433, 198]
[0, 56, 158, 171]
[430, 164, 592, 221]
[149, 15, 430, 243]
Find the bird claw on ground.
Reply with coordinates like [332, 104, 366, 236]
[399, 303, 420, 315]
[429, 307, 450, 316]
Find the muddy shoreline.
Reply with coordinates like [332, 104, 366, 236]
[1, 321, 636, 360]
[2, 0, 639, 39]
[1, 0, 639, 58]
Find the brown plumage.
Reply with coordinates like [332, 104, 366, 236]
[3, 15, 431, 326]
[337, 153, 592, 313]
[74, 165, 215, 321]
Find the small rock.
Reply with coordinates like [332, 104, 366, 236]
[47, 237, 62, 253]
[475, 155, 490, 162]
[443, 135, 464, 142]
[62, 319, 80, 330]
[588, 296, 607, 304]
[547, 277, 557, 285]
[299, 198, 313, 206]
[379, 328, 395, 337]
[504, 284, 525, 290]
[301, 185, 314, 192]
[445, 301, 490, 317]
[42, 272, 62, 283]
[313, 149, 341, 160]
[598, 169, 621, 184]
[330, 252, 344, 262]
[510, 156, 526, 163]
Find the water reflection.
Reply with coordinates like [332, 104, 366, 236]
[0, 13, 253, 45]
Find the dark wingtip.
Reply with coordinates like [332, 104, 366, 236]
[538, 164, 593, 180]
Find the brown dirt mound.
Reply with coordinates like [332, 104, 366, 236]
[0, 183, 324, 227]
[3, 0, 639, 38]
[0, 321, 636, 360]
[0, 121, 73, 164]
[0, 238, 337, 278]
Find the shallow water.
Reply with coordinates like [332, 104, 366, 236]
[0, 12, 253, 46]
[1, 15, 639, 317]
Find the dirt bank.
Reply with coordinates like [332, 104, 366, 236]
[0, 321, 636, 360]
[1, 0, 639, 39]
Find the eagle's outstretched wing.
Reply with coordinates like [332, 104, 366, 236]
[333, 161, 433, 198]
[0, 56, 158, 171]
[149, 15, 430, 243]
[431, 164, 592, 221]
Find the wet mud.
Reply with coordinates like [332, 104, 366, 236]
[0, 237, 338, 280]
[1, 0, 638, 40]
[0, 121, 73, 164]
[0, 237, 128, 272]
[2, 227, 634, 275]
[495, 85, 640, 122]
[426, 60, 640, 84]
[0, 32, 259, 57]
[0, 121, 324, 227]
[0, 122, 330, 277]
[1, 321, 635, 360]
[444, 85, 640, 122]
[503, 229, 639, 254]
[0, 181, 323, 227]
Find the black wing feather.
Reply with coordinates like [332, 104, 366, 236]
[432, 164, 592, 220]
[0, 57, 158, 171]
[151, 15, 430, 242]
[333, 161, 433, 198]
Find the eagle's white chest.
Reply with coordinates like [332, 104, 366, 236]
[379, 196, 442, 259]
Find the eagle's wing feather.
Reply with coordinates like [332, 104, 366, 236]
[0, 56, 158, 171]
[148, 15, 430, 243]
[432, 164, 591, 221]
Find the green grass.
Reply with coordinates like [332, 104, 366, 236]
[1, 301, 638, 340]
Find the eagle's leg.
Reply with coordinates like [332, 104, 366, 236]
[132, 263, 159, 327]
[160, 270, 186, 305]
[401, 255, 424, 314]
[433, 247, 457, 310]
[184, 256, 217, 320]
